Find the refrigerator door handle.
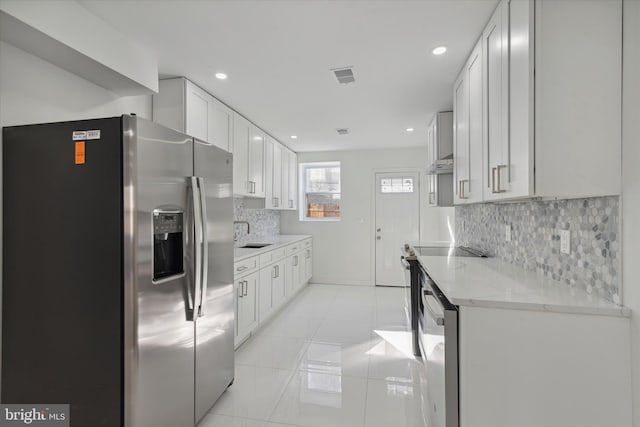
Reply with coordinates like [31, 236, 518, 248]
[191, 176, 203, 322]
[197, 177, 208, 317]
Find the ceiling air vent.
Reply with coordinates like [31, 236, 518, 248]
[336, 128, 349, 136]
[331, 67, 355, 84]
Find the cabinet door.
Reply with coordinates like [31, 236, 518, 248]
[426, 122, 435, 168]
[264, 137, 276, 209]
[436, 112, 454, 160]
[272, 142, 283, 208]
[248, 125, 265, 197]
[427, 175, 437, 206]
[208, 97, 233, 152]
[185, 81, 210, 142]
[467, 39, 484, 203]
[304, 248, 313, 283]
[507, 0, 534, 198]
[285, 254, 301, 295]
[272, 260, 286, 309]
[292, 253, 302, 291]
[453, 68, 469, 205]
[233, 113, 250, 196]
[258, 266, 274, 322]
[287, 150, 297, 210]
[281, 148, 290, 211]
[482, 0, 510, 201]
[237, 272, 258, 341]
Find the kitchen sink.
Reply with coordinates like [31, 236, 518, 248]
[241, 243, 272, 249]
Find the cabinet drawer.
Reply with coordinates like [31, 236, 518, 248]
[259, 247, 287, 267]
[234, 256, 259, 277]
[287, 242, 303, 255]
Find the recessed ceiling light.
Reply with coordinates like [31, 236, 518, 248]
[406, 127, 415, 132]
[290, 135, 298, 139]
[215, 72, 228, 80]
[432, 46, 447, 56]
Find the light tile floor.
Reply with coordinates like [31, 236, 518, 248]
[199, 284, 428, 427]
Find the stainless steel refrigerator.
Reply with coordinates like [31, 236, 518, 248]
[2, 115, 235, 427]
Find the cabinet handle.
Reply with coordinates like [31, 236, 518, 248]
[275, 264, 279, 278]
[236, 266, 248, 272]
[293, 256, 298, 266]
[272, 265, 277, 279]
[238, 282, 243, 299]
[243, 280, 248, 297]
[492, 165, 507, 194]
[460, 179, 469, 199]
[306, 249, 311, 259]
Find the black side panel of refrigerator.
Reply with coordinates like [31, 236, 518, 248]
[2, 117, 123, 426]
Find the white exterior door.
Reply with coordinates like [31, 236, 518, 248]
[375, 172, 420, 287]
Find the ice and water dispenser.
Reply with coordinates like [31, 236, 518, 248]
[153, 210, 184, 281]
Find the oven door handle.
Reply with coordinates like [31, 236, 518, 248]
[422, 290, 445, 326]
[400, 256, 411, 270]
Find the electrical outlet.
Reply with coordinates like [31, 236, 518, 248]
[560, 230, 571, 254]
[505, 224, 512, 242]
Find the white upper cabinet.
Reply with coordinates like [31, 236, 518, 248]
[248, 124, 266, 198]
[426, 112, 454, 207]
[482, 0, 512, 201]
[232, 113, 251, 196]
[233, 114, 266, 198]
[454, 0, 621, 203]
[264, 136, 284, 209]
[532, 0, 621, 198]
[282, 148, 298, 210]
[454, 39, 483, 205]
[153, 77, 233, 152]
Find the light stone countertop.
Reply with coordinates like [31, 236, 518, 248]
[234, 234, 312, 262]
[418, 254, 630, 317]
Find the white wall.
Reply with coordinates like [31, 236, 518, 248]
[622, 0, 640, 424]
[280, 148, 455, 286]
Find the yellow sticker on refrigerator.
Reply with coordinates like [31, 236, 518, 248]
[75, 141, 85, 164]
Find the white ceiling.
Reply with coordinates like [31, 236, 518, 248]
[80, 0, 498, 152]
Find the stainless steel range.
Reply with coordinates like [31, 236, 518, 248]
[401, 244, 486, 427]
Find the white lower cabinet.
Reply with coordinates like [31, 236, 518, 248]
[458, 306, 631, 427]
[285, 252, 302, 295]
[235, 270, 258, 344]
[234, 238, 312, 347]
[258, 259, 285, 323]
[303, 247, 313, 283]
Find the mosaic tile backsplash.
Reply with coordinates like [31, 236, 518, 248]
[455, 196, 620, 303]
[233, 197, 280, 246]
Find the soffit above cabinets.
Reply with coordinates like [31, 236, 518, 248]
[0, 1, 158, 95]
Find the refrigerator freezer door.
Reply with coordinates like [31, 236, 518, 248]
[132, 118, 196, 427]
[193, 139, 235, 422]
